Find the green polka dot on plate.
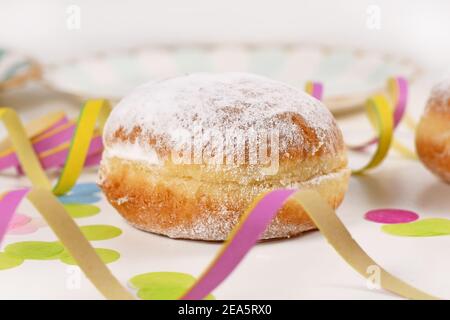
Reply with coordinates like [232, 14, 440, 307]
[80, 225, 122, 241]
[5, 241, 64, 260]
[382, 218, 450, 237]
[62, 203, 100, 218]
[59, 248, 120, 265]
[129, 272, 214, 300]
[0, 252, 24, 270]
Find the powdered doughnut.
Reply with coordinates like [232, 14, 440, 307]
[416, 79, 450, 183]
[99, 73, 350, 240]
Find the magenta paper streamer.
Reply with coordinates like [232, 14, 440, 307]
[0, 189, 29, 245]
[36, 116, 69, 138]
[312, 83, 324, 101]
[1, 134, 103, 171]
[393, 77, 408, 127]
[32, 124, 76, 153]
[83, 152, 102, 167]
[0, 152, 16, 170]
[0, 114, 102, 172]
[181, 189, 296, 300]
[39, 136, 103, 169]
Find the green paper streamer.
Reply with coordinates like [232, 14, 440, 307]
[382, 218, 450, 237]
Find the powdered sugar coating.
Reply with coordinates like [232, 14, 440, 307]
[104, 72, 341, 164]
[428, 78, 450, 112]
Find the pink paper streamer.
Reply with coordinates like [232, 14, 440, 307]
[311, 82, 323, 101]
[0, 115, 103, 172]
[33, 124, 76, 154]
[83, 152, 102, 167]
[0, 189, 29, 245]
[3, 117, 72, 171]
[0, 134, 103, 171]
[0, 152, 16, 170]
[182, 189, 296, 300]
[39, 136, 103, 170]
[12, 123, 77, 174]
[35, 116, 69, 138]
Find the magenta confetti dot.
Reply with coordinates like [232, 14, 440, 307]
[365, 209, 419, 224]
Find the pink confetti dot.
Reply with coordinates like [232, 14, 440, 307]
[6, 214, 41, 235]
[365, 209, 419, 224]
[7, 224, 39, 235]
[8, 214, 31, 230]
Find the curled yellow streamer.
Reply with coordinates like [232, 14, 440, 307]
[52, 100, 110, 195]
[371, 79, 416, 160]
[352, 95, 394, 174]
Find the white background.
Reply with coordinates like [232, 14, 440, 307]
[0, 0, 449, 76]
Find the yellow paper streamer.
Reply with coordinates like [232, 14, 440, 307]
[392, 140, 418, 160]
[404, 113, 418, 131]
[352, 95, 394, 174]
[350, 78, 417, 162]
[0, 111, 66, 153]
[0, 100, 110, 194]
[26, 188, 134, 300]
[291, 190, 436, 300]
[52, 100, 110, 195]
[0, 108, 51, 189]
[391, 109, 418, 160]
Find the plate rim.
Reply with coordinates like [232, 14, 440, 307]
[41, 42, 423, 114]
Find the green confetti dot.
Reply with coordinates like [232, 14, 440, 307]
[130, 272, 194, 289]
[0, 252, 24, 270]
[59, 248, 120, 265]
[80, 225, 122, 241]
[63, 203, 100, 218]
[5, 241, 64, 260]
[130, 272, 214, 300]
[137, 285, 188, 300]
[382, 218, 450, 237]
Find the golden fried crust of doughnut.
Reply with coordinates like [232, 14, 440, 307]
[99, 157, 350, 240]
[416, 98, 450, 183]
[100, 73, 350, 240]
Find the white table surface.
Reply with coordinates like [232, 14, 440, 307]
[0, 74, 449, 300]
